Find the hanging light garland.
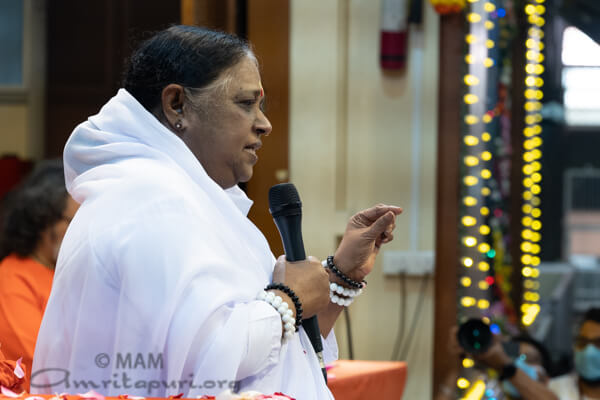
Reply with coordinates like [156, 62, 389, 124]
[459, 0, 497, 317]
[520, 0, 545, 328]
[457, 0, 498, 395]
[455, 0, 543, 395]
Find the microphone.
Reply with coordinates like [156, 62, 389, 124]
[268, 183, 327, 383]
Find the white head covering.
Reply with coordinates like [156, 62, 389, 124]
[32, 89, 336, 399]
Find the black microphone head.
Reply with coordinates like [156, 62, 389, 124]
[269, 183, 302, 217]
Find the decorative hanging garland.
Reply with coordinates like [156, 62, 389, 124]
[429, 0, 466, 14]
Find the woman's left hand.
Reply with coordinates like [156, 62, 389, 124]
[332, 204, 402, 282]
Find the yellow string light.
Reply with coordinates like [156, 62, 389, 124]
[464, 156, 479, 166]
[464, 176, 478, 186]
[478, 261, 490, 271]
[463, 358, 475, 368]
[461, 297, 477, 307]
[463, 379, 486, 399]
[465, 115, 480, 125]
[463, 236, 477, 247]
[464, 74, 480, 85]
[464, 94, 479, 104]
[521, 1, 544, 327]
[464, 135, 479, 147]
[458, 3, 500, 363]
[457, 378, 471, 389]
[466, 34, 478, 44]
[477, 299, 490, 309]
[468, 13, 482, 23]
[464, 196, 478, 206]
[462, 216, 477, 226]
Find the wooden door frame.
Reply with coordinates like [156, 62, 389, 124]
[432, 12, 464, 396]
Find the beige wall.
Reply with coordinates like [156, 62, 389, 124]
[0, 104, 28, 158]
[290, 1, 439, 398]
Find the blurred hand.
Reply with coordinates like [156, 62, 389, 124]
[448, 326, 464, 359]
[333, 204, 402, 281]
[272, 255, 330, 319]
[474, 333, 512, 371]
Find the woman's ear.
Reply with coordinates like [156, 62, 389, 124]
[160, 84, 186, 133]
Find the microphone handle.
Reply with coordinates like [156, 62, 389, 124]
[275, 215, 328, 383]
[283, 257, 327, 383]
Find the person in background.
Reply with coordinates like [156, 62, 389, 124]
[549, 308, 600, 399]
[511, 334, 554, 384]
[0, 160, 79, 384]
[436, 326, 558, 400]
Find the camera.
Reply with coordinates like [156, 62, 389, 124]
[457, 318, 520, 357]
[457, 318, 493, 354]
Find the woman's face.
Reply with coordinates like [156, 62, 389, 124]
[180, 56, 272, 189]
[518, 342, 542, 366]
[39, 195, 79, 267]
[518, 342, 548, 382]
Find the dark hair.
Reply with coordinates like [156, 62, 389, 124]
[123, 25, 252, 112]
[512, 334, 553, 374]
[0, 159, 68, 259]
[582, 308, 600, 325]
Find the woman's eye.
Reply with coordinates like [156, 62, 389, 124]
[239, 99, 255, 107]
[237, 98, 266, 113]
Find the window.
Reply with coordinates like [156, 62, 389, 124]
[0, 0, 24, 87]
[562, 26, 600, 127]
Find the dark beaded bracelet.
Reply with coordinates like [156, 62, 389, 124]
[326, 256, 366, 289]
[265, 282, 303, 331]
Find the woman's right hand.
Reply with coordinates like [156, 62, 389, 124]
[271, 255, 331, 320]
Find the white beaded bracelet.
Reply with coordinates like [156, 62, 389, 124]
[329, 282, 363, 307]
[257, 290, 296, 341]
[330, 282, 362, 298]
[330, 292, 353, 307]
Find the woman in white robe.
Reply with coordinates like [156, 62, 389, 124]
[32, 26, 402, 399]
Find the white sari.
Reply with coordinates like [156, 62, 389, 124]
[32, 89, 337, 399]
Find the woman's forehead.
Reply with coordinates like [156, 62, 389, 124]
[519, 342, 541, 361]
[226, 57, 262, 92]
[581, 320, 600, 338]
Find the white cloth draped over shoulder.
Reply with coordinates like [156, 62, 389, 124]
[32, 89, 337, 399]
